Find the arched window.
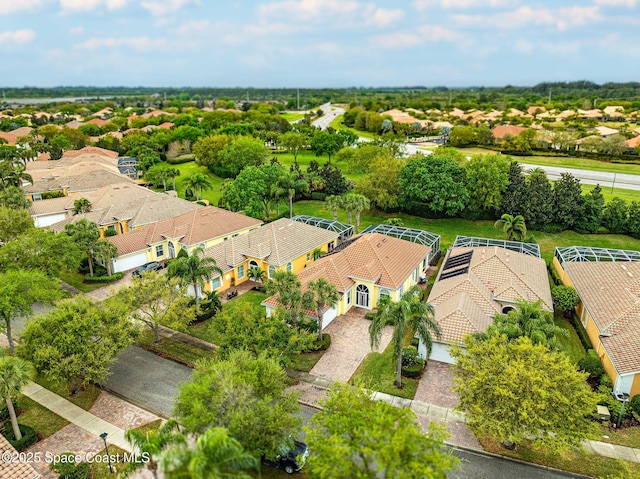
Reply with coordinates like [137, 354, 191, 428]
[356, 284, 370, 308]
[168, 241, 175, 259]
[379, 288, 391, 301]
[249, 260, 259, 270]
[286, 262, 293, 273]
[502, 305, 516, 314]
[268, 265, 276, 278]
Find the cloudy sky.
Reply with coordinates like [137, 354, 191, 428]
[1, 0, 639, 88]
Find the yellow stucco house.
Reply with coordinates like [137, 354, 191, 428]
[202, 218, 340, 294]
[106, 206, 262, 273]
[554, 246, 640, 398]
[263, 232, 432, 329]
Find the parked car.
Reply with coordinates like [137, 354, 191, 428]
[262, 441, 308, 474]
[132, 261, 163, 278]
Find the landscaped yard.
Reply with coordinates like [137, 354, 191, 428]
[171, 161, 226, 205]
[33, 374, 101, 411]
[598, 423, 640, 450]
[553, 314, 586, 364]
[59, 270, 106, 293]
[15, 395, 69, 438]
[136, 329, 211, 367]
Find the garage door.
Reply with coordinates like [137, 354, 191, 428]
[114, 251, 148, 273]
[429, 342, 455, 364]
[322, 307, 338, 329]
[35, 213, 66, 228]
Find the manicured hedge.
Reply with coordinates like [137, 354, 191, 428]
[2, 421, 38, 451]
[166, 156, 194, 164]
[401, 362, 425, 379]
[84, 272, 123, 283]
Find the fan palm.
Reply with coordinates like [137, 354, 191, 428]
[65, 219, 100, 276]
[494, 214, 527, 241]
[167, 246, 222, 302]
[271, 172, 309, 218]
[369, 285, 441, 388]
[304, 278, 339, 341]
[0, 356, 34, 441]
[324, 195, 343, 221]
[267, 270, 304, 329]
[350, 194, 370, 233]
[73, 198, 92, 215]
[92, 239, 119, 276]
[183, 172, 213, 201]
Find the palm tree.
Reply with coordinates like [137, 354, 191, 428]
[168, 167, 180, 191]
[167, 246, 222, 302]
[92, 239, 119, 276]
[271, 172, 309, 218]
[494, 213, 527, 241]
[248, 266, 266, 287]
[325, 195, 343, 221]
[120, 420, 184, 479]
[65, 219, 100, 276]
[0, 356, 34, 441]
[312, 247, 323, 260]
[0, 158, 33, 190]
[73, 198, 92, 215]
[160, 427, 258, 479]
[304, 278, 339, 341]
[351, 194, 370, 234]
[342, 195, 357, 225]
[369, 285, 441, 389]
[267, 270, 304, 329]
[183, 172, 213, 201]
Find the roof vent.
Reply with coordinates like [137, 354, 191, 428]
[376, 243, 382, 247]
[628, 272, 634, 278]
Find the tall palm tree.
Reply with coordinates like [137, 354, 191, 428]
[73, 198, 92, 215]
[184, 172, 213, 201]
[167, 246, 222, 302]
[494, 213, 527, 241]
[267, 270, 304, 329]
[271, 172, 309, 218]
[121, 420, 184, 479]
[342, 195, 357, 225]
[369, 285, 441, 389]
[0, 356, 34, 441]
[304, 278, 339, 341]
[168, 167, 181, 191]
[92, 239, 119, 276]
[0, 158, 33, 190]
[351, 194, 370, 234]
[65, 219, 100, 276]
[161, 427, 258, 479]
[325, 195, 343, 221]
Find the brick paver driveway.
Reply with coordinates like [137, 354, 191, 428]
[414, 360, 459, 409]
[310, 309, 393, 383]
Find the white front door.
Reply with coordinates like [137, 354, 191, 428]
[356, 284, 370, 308]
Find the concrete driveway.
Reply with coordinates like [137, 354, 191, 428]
[310, 309, 393, 383]
[105, 345, 193, 417]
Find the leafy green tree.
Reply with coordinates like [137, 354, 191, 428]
[576, 185, 605, 233]
[65, 218, 100, 276]
[120, 420, 184, 479]
[73, 197, 92, 215]
[271, 171, 309, 218]
[119, 272, 196, 344]
[304, 278, 339, 341]
[628, 201, 640, 237]
[0, 270, 63, 354]
[49, 134, 72, 153]
[553, 173, 583, 229]
[494, 214, 527, 241]
[223, 163, 283, 219]
[482, 300, 567, 350]
[500, 162, 528, 218]
[219, 136, 269, 176]
[0, 228, 82, 278]
[310, 130, 343, 163]
[0, 356, 34, 441]
[449, 125, 476, 147]
[350, 194, 370, 233]
[0, 186, 31, 209]
[370, 285, 441, 388]
[174, 350, 302, 458]
[602, 197, 629, 233]
[0, 206, 33, 243]
[59, 127, 88, 149]
[344, 144, 393, 175]
[356, 155, 402, 210]
[551, 286, 580, 319]
[525, 168, 555, 231]
[280, 131, 307, 164]
[161, 427, 259, 479]
[167, 246, 222, 303]
[20, 296, 137, 394]
[183, 172, 213, 201]
[317, 163, 352, 196]
[464, 154, 510, 213]
[324, 195, 342, 221]
[305, 383, 457, 479]
[451, 334, 597, 452]
[399, 152, 469, 217]
[192, 134, 234, 170]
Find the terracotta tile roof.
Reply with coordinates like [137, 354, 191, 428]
[527, 106, 546, 115]
[625, 136, 640, 148]
[604, 106, 625, 116]
[203, 218, 339, 269]
[24, 169, 135, 194]
[0, 434, 39, 479]
[0, 131, 17, 144]
[10, 126, 33, 138]
[491, 125, 527, 139]
[63, 146, 119, 158]
[65, 120, 82, 129]
[107, 206, 262, 255]
[85, 118, 108, 127]
[563, 261, 640, 374]
[428, 246, 552, 344]
[158, 122, 174, 129]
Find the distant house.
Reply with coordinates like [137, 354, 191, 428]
[491, 125, 528, 139]
[554, 246, 640, 398]
[421, 237, 552, 364]
[594, 126, 619, 137]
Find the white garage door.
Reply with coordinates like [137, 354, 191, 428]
[34, 213, 66, 228]
[114, 251, 148, 273]
[322, 307, 338, 329]
[429, 342, 455, 364]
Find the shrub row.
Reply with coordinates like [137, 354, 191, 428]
[578, 349, 605, 384]
[570, 313, 593, 350]
[166, 156, 194, 164]
[2, 421, 38, 451]
[84, 272, 123, 283]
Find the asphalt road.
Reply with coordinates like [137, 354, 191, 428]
[312, 102, 345, 130]
[520, 162, 640, 191]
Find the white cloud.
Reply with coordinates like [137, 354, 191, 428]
[60, 0, 127, 11]
[413, 0, 517, 10]
[76, 36, 168, 51]
[594, 0, 637, 6]
[69, 26, 84, 35]
[0, 29, 36, 44]
[141, 0, 194, 16]
[0, 0, 44, 15]
[370, 24, 458, 49]
[452, 5, 601, 30]
[366, 8, 405, 28]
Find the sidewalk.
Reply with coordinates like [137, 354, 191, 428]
[22, 382, 132, 452]
[288, 370, 640, 464]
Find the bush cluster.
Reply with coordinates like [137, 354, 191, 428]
[84, 272, 123, 283]
[313, 333, 331, 351]
[401, 346, 425, 378]
[2, 421, 38, 451]
[578, 349, 605, 384]
[50, 453, 91, 479]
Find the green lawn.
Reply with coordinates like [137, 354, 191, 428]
[553, 315, 586, 364]
[33, 374, 101, 411]
[280, 112, 305, 122]
[59, 270, 106, 293]
[90, 446, 129, 479]
[288, 350, 324, 373]
[581, 183, 640, 205]
[598, 423, 640, 450]
[136, 329, 211, 367]
[172, 161, 226, 206]
[16, 395, 69, 438]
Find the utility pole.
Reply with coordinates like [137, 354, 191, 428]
[449, 90, 452, 105]
[246, 90, 249, 103]
[548, 89, 552, 104]
[297, 88, 300, 110]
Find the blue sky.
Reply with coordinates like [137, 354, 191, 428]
[1, 0, 639, 88]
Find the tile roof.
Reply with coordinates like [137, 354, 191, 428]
[594, 126, 619, 136]
[428, 246, 552, 344]
[107, 206, 262, 255]
[0, 131, 17, 144]
[625, 136, 640, 148]
[0, 434, 39, 479]
[28, 194, 74, 216]
[203, 218, 339, 270]
[63, 146, 119, 158]
[563, 261, 640, 374]
[491, 125, 528, 139]
[24, 169, 136, 194]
